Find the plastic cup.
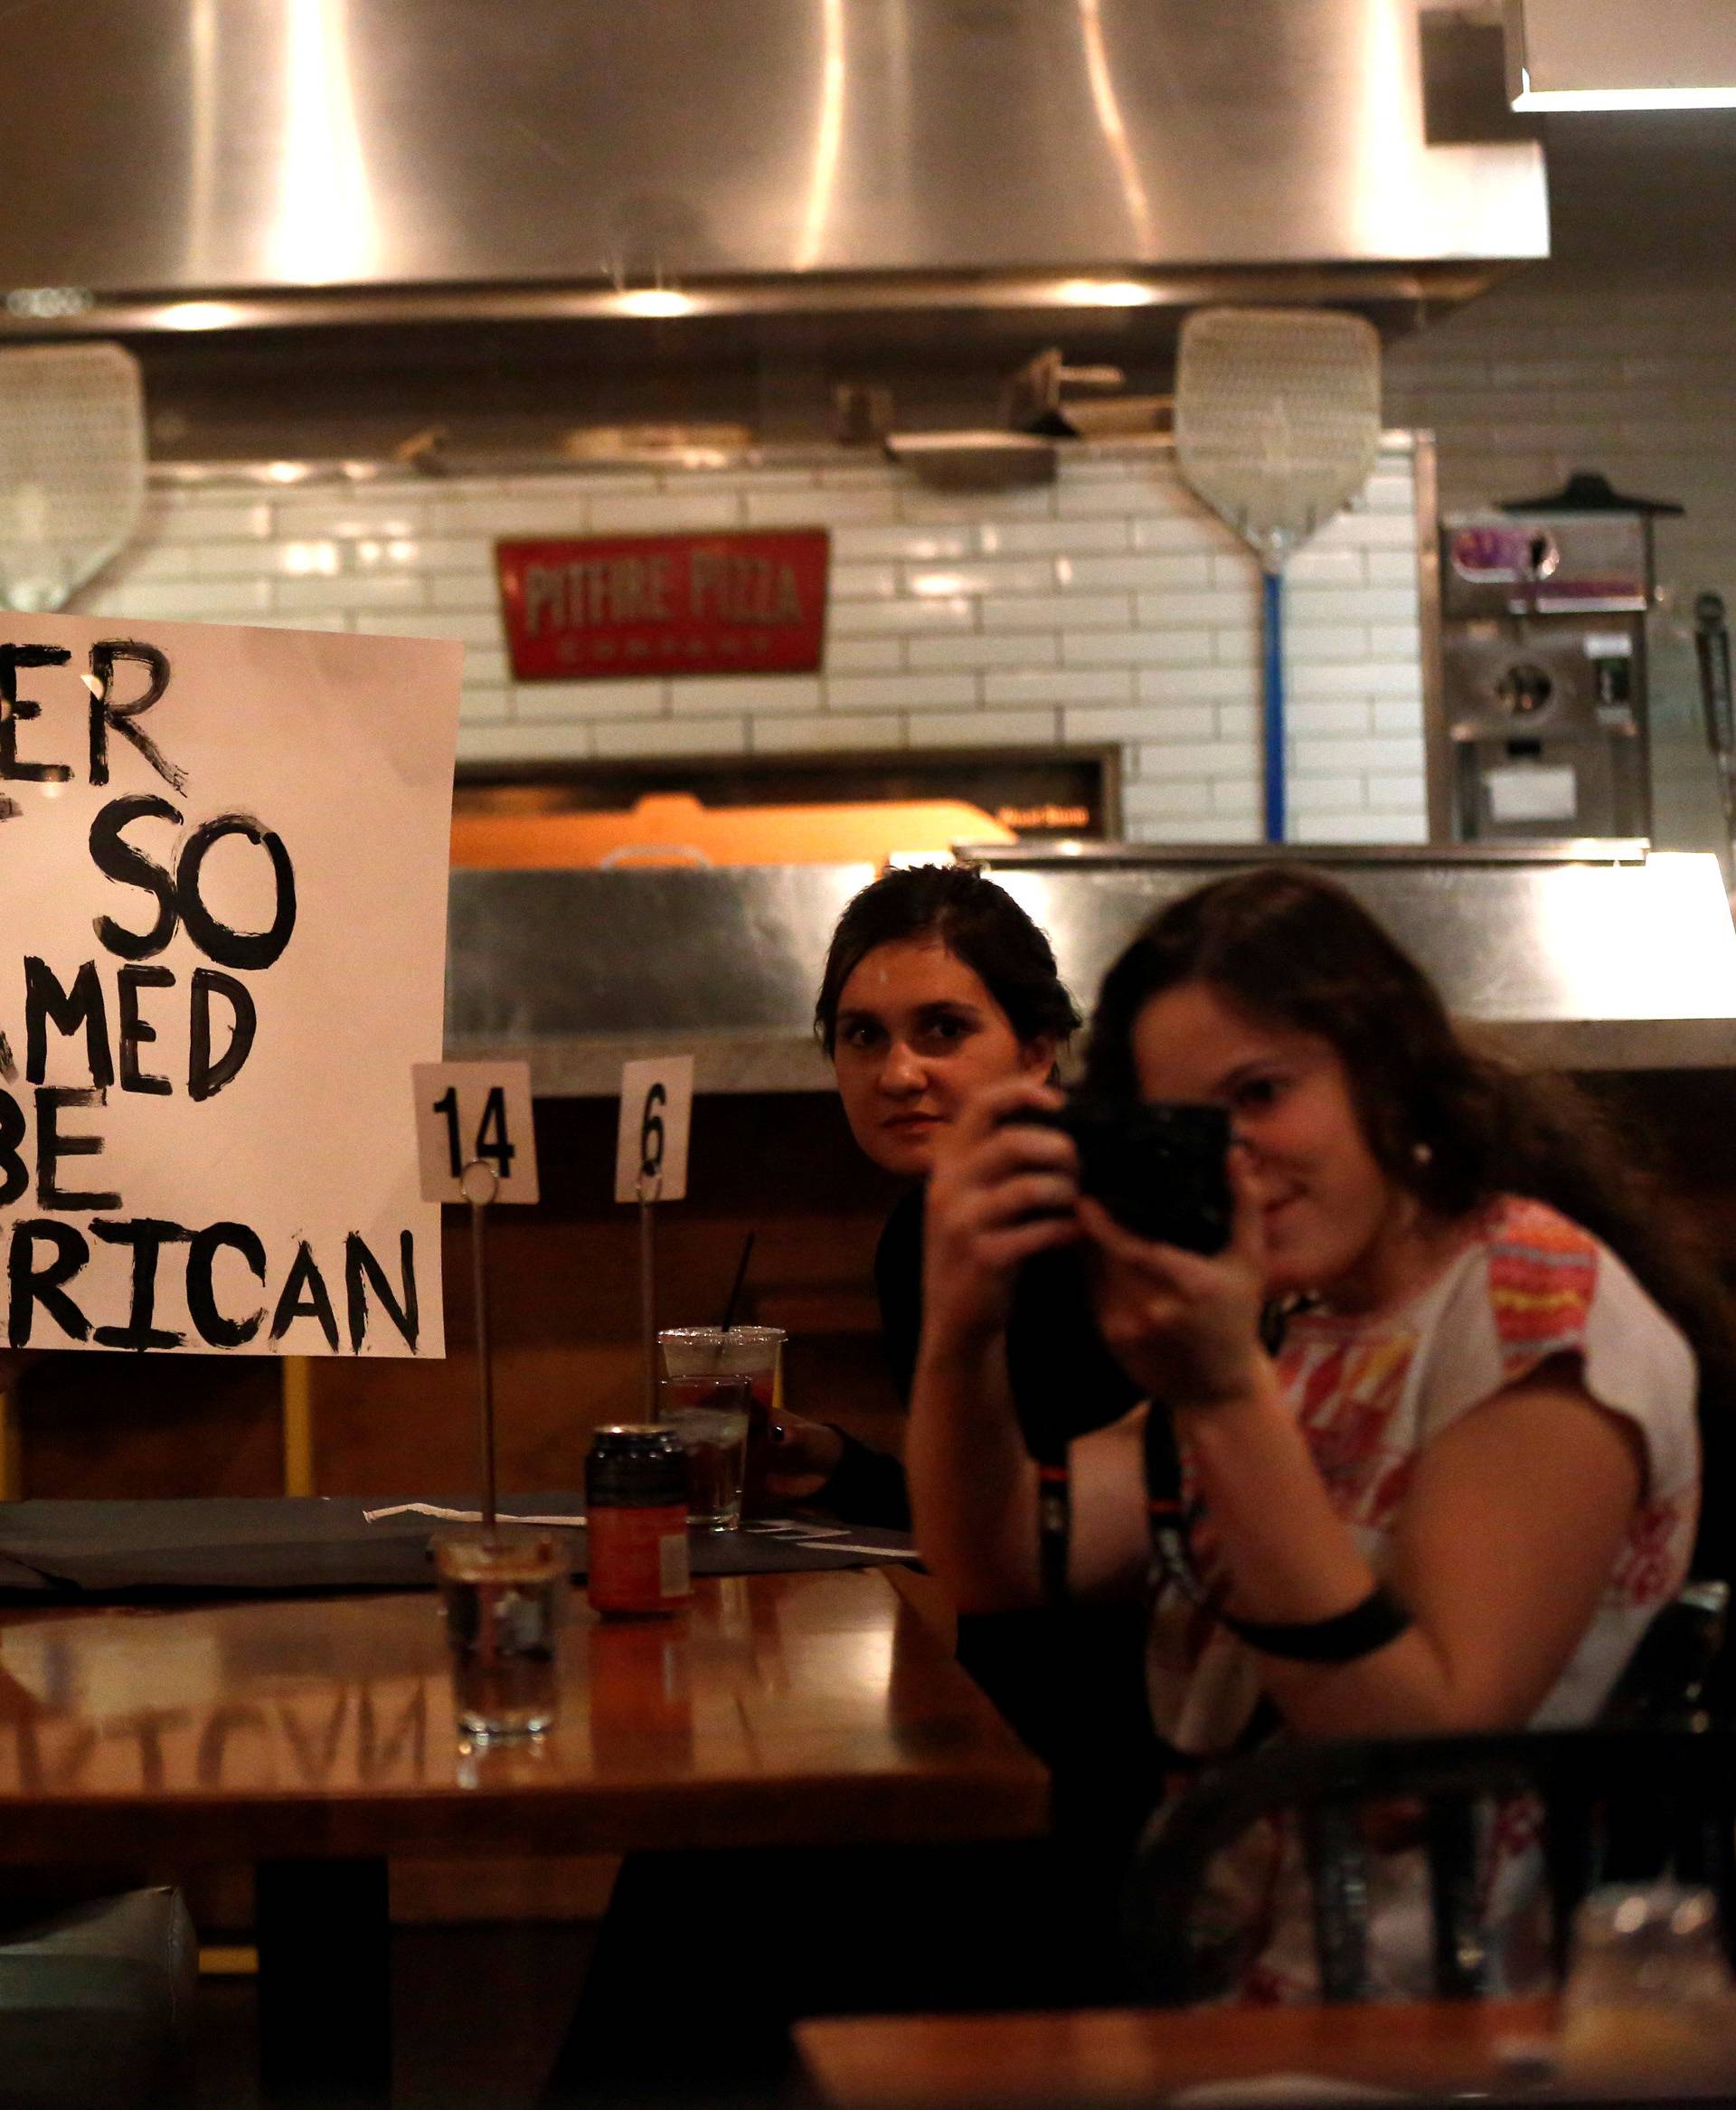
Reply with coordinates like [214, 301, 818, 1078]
[1557, 1882, 1736, 2089]
[433, 1528, 565, 1738]
[656, 1327, 727, 1378]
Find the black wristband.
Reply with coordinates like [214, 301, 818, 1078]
[1218, 1583, 1412, 1663]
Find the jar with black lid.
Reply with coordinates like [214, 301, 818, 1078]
[586, 1424, 691, 1616]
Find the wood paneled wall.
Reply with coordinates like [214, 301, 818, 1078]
[13, 1073, 1736, 1500]
[16, 1093, 907, 1500]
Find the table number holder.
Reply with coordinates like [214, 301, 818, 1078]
[410, 1060, 541, 1540]
[637, 1164, 661, 1424]
[614, 1056, 696, 1424]
[458, 1157, 503, 1533]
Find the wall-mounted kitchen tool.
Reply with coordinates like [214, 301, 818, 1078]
[1003, 349, 1168, 440]
[884, 430, 1057, 491]
[1695, 591, 1734, 862]
[0, 344, 146, 612]
[1175, 309, 1382, 843]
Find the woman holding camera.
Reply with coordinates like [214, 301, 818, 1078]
[909, 865, 1718, 1995]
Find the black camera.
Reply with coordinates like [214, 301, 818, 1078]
[1016, 1096, 1233, 1254]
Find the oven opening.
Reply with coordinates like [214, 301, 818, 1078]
[452, 750, 1118, 868]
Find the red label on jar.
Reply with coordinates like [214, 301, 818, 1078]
[588, 1505, 691, 1615]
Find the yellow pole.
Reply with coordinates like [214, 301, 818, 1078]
[281, 1358, 315, 1496]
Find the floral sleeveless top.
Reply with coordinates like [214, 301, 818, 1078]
[1145, 1195, 1700, 2000]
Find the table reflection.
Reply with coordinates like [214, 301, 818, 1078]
[0, 1570, 979, 1813]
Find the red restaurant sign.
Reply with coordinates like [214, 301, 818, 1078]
[496, 529, 830, 680]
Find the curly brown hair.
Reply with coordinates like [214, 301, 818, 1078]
[1083, 865, 1736, 1577]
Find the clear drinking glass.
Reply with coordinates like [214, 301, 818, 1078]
[656, 1372, 750, 1531]
[433, 1528, 565, 1738]
[1557, 1881, 1736, 2089]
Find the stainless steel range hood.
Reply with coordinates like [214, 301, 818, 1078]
[0, 0, 1547, 338]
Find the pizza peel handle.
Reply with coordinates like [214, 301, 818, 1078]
[0, 343, 147, 613]
[1175, 308, 1382, 844]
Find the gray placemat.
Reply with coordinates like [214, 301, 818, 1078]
[0, 1497, 917, 1600]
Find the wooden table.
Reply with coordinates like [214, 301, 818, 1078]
[0, 1567, 1047, 2100]
[797, 1996, 1561, 2105]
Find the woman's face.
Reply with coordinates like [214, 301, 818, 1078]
[1130, 979, 1410, 1303]
[833, 938, 1054, 1178]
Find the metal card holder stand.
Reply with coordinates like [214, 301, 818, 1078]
[439, 1150, 562, 1745]
[614, 1055, 691, 1420]
[459, 1157, 502, 1536]
[637, 1165, 662, 1423]
[412, 1061, 556, 1759]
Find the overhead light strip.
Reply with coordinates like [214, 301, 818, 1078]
[1506, 0, 1736, 111]
[1512, 77, 1736, 109]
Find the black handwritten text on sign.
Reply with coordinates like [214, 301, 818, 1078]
[0, 617, 463, 1357]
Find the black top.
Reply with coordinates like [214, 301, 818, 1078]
[874, 1186, 1143, 1461]
[861, 1187, 1169, 1851]
[815, 1187, 1142, 1528]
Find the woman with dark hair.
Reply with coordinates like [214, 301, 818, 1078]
[545, 869, 1149, 2108]
[769, 861, 1139, 1522]
[909, 864, 1718, 1995]
[797, 864, 1160, 1994]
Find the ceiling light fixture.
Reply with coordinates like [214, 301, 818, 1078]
[1052, 278, 1159, 308]
[156, 300, 249, 331]
[613, 289, 698, 319]
[1505, 0, 1736, 109]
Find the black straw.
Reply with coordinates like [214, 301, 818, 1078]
[719, 1231, 756, 1331]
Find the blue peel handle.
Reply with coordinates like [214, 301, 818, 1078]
[1262, 566, 1285, 844]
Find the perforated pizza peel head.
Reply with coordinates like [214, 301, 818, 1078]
[0, 343, 147, 612]
[1174, 308, 1382, 842]
[1175, 308, 1382, 567]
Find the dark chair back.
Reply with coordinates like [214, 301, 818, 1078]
[1124, 1727, 1736, 2005]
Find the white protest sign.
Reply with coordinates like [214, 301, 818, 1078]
[614, 1056, 693, 1204]
[413, 1061, 540, 1205]
[0, 612, 460, 1356]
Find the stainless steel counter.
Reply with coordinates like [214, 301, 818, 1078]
[444, 848, 1736, 1094]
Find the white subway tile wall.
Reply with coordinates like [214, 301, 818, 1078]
[76, 445, 1425, 845]
[1383, 265, 1736, 618]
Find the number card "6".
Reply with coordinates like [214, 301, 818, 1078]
[615, 1056, 693, 1205]
[412, 1062, 540, 1206]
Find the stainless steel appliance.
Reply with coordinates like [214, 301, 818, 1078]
[1439, 474, 1683, 842]
[1696, 591, 1735, 861]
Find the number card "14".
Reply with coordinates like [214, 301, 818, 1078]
[412, 1062, 541, 1205]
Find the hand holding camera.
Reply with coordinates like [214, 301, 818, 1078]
[1004, 1092, 1269, 1412]
[1009, 1095, 1234, 1254]
[918, 1077, 1087, 1352]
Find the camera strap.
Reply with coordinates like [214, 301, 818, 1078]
[1142, 1299, 1300, 1611]
[1036, 1460, 1071, 1607]
[1034, 1301, 1299, 1613]
[1142, 1405, 1204, 1609]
